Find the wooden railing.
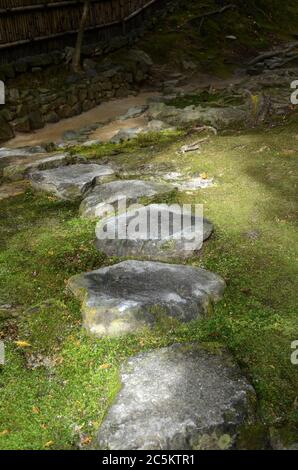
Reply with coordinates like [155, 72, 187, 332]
[0, 0, 163, 60]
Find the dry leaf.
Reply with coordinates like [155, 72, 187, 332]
[32, 406, 40, 414]
[0, 430, 9, 437]
[44, 440, 54, 448]
[81, 436, 92, 446]
[200, 172, 208, 179]
[99, 363, 111, 370]
[14, 340, 31, 348]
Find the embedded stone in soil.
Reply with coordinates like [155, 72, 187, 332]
[29, 163, 115, 200]
[97, 343, 256, 450]
[95, 203, 213, 260]
[67, 260, 225, 337]
[79, 179, 175, 218]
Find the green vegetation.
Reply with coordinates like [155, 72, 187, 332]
[167, 90, 245, 109]
[1, 0, 298, 451]
[0, 112, 297, 449]
[139, 0, 298, 76]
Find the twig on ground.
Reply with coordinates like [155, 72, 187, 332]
[187, 125, 218, 136]
[180, 138, 209, 154]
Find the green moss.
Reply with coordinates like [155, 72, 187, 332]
[18, 299, 78, 355]
[139, 0, 298, 75]
[0, 98, 298, 450]
[167, 91, 245, 109]
[237, 424, 269, 450]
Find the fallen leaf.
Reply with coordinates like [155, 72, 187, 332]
[99, 363, 111, 370]
[0, 430, 9, 437]
[14, 340, 31, 348]
[81, 436, 92, 446]
[32, 406, 40, 414]
[200, 172, 208, 179]
[44, 440, 54, 448]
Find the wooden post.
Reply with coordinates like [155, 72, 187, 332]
[72, 0, 90, 72]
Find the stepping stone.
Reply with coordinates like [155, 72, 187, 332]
[0, 146, 46, 161]
[0, 147, 49, 178]
[3, 153, 79, 181]
[118, 106, 147, 120]
[147, 119, 175, 131]
[95, 204, 213, 260]
[79, 179, 175, 218]
[29, 164, 115, 201]
[175, 176, 214, 191]
[98, 343, 256, 450]
[67, 260, 225, 337]
[110, 127, 144, 144]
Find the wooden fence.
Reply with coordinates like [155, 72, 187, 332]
[0, 0, 163, 63]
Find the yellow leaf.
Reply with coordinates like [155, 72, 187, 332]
[81, 436, 92, 446]
[14, 340, 31, 348]
[44, 440, 54, 448]
[200, 172, 208, 179]
[99, 363, 111, 370]
[32, 406, 40, 414]
[0, 430, 9, 437]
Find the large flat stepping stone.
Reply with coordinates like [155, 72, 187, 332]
[79, 179, 175, 218]
[98, 343, 256, 450]
[0, 147, 48, 178]
[2, 153, 80, 181]
[67, 260, 225, 337]
[95, 204, 213, 260]
[29, 163, 115, 200]
[0, 146, 46, 162]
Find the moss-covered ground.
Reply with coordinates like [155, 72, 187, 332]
[139, 0, 298, 76]
[0, 111, 297, 449]
[1, 0, 298, 451]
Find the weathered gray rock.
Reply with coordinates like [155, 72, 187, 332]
[81, 139, 101, 147]
[67, 261, 225, 337]
[95, 204, 213, 260]
[3, 153, 77, 181]
[80, 179, 175, 218]
[148, 102, 247, 128]
[147, 119, 176, 131]
[0, 146, 46, 160]
[98, 343, 255, 450]
[118, 106, 147, 120]
[174, 175, 214, 191]
[110, 127, 144, 144]
[30, 163, 115, 200]
[126, 49, 153, 70]
[0, 146, 52, 178]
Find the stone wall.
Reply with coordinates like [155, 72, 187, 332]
[0, 48, 153, 143]
[0, 1, 179, 144]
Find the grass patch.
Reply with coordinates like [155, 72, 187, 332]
[0, 119, 298, 448]
[167, 90, 245, 109]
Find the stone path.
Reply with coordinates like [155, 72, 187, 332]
[29, 163, 115, 201]
[67, 260, 225, 337]
[97, 343, 256, 450]
[95, 204, 213, 260]
[79, 179, 175, 218]
[3, 42, 295, 449]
